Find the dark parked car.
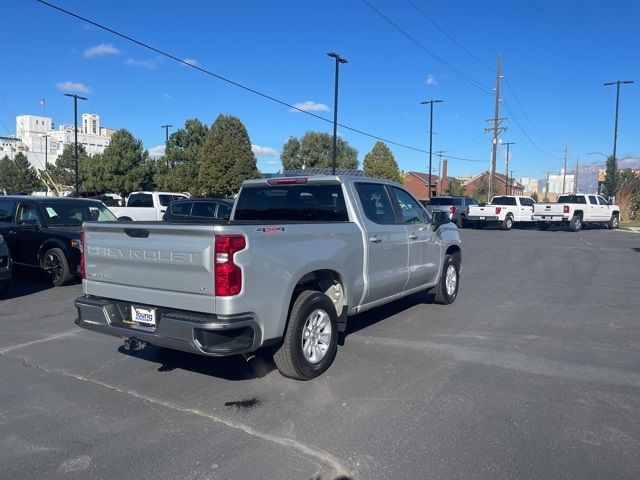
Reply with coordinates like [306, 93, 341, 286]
[421, 196, 479, 228]
[162, 198, 233, 221]
[0, 234, 11, 297]
[0, 196, 118, 286]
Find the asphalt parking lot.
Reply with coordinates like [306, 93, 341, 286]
[1, 227, 640, 480]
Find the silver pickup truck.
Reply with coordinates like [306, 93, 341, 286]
[75, 176, 462, 380]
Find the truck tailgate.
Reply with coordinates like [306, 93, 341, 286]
[533, 204, 565, 216]
[83, 222, 215, 312]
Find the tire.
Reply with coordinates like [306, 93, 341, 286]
[273, 290, 339, 380]
[537, 221, 549, 231]
[42, 248, 74, 287]
[608, 214, 619, 230]
[501, 214, 514, 231]
[0, 280, 9, 297]
[434, 254, 460, 305]
[456, 215, 465, 229]
[569, 215, 583, 232]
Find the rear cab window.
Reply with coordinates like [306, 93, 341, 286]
[492, 196, 517, 206]
[557, 195, 586, 204]
[127, 193, 153, 207]
[235, 183, 348, 222]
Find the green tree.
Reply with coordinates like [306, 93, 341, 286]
[280, 132, 358, 171]
[197, 114, 260, 197]
[473, 175, 490, 201]
[602, 155, 619, 198]
[156, 119, 209, 191]
[363, 141, 402, 182]
[0, 155, 16, 192]
[531, 191, 539, 202]
[41, 144, 89, 189]
[280, 137, 301, 171]
[84, 129, 155, 197]
[9, 153, 41, 194]
[619, 168, 638, 187]
[447, 178, 467, 196]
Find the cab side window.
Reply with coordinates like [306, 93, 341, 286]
[391, 187, 427, 224]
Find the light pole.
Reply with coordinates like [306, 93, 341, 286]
[502, 142, 515, 195]
[327, 52, 347, 175]
[161, 124, 173, 169]
[588, 151, 609, 194]
[64, 93, 87, 197]
[603, 80, 634, 196]
[40, 134, 50, 196]
[420, 99, 443, 199]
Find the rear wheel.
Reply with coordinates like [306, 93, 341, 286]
[608, 214, 619, 229]
[42, 248, 74, 287]
[273, 290, 338, 380]
[456, 215, 465, 229]
[434, 254, 460, 305]
[569, 215, 583, 232]
[501, 214, 514, 231]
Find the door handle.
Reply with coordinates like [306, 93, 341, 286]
[8, 231, 17, 235]
[408, 233, 418, 240]
[369, 235, 382, 243]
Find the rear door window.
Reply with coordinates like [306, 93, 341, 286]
[170, 202, 192, 216]
[597, 196, 608, 205]
[216, 203, 232, 219]
[191, 201, 216, 218]
[16, 204, 40, 225]
[588, 195, 598, 204]
[0, 199, 16, 223]
[355, 183, 396, 224]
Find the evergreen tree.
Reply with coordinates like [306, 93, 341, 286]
[602, 155, 619, 198]
[0, 155, 16, 193]
[41, 143, 89, 189]
[9, 153, 41, 194]
[280, 137, 302, 171]
[156, 119, 209, 191]
[363, 141, 402, 182]
[86, 129, 156, 197]
[197, 115, 260, 197]
[531, 191, 539, 202]
[280, 132, 358, 171]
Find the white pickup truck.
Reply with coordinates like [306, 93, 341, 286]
[533, 194, 620, 231]
[109, 191, 188, 221]
[75, 176, 462, 380]
[466, 195, 536, 230]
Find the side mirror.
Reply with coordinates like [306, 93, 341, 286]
[432, 210, 450, 230]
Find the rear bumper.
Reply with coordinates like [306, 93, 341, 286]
[75, 296, 263, 356]
[467, 216, 499, 222]
[532, 215, 568, 222]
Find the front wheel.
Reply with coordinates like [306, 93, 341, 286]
[42, 248, 74, 287]
[434, 254, 460, 305]
[273, 290, 338, 380]
[608, 214, 619, 229]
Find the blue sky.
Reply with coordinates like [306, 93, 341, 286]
[1, 0, 638, 180]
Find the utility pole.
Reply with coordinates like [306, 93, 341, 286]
[562, 142, 568, 194]
[574, 156, 580, 194]
[484, 53, 506, 199]
[161, 124, 173, 169]
[544, 171, 550, 202]
[603, 80, 634, 197]
[502, 142, 515, 195]
[327, 52, 347, 175]
[64, 93, 87, 197]
[510, 170, 515, 193]
[435, 150, 446, 195]
[421, 99, 443, 198]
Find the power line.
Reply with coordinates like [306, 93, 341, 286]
[408, 1, 494, 73]
[360, 0, 494, 96]
[502, 102, 562, 160]
[38, 0, 448, 157]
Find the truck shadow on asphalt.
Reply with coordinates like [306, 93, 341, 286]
[2, 275, 53, 300]
[115, 290, 437, 381]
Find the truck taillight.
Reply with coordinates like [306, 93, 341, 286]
[449, 206, 456, 214]
[80, 230, 86, 279]
[563, 205, 570, 214]
[495, 207, 502, 214]
[214, 235, 246, 296]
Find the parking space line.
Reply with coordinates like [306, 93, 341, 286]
[0, 329, 79, 354]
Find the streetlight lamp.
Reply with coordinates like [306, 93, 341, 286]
[603, 80, 634, 196]
[327, 52, 347, 175]
[64, 93, 87, 197]
[161, 124, 173, 169]
[420, 99, 443, 198]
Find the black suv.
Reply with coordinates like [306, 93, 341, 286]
[0, 196, 118, 286]
[163, 198, 233, 221]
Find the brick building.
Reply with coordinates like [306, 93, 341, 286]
[404, 159, 452, 200]
[462, 171, 524, 200]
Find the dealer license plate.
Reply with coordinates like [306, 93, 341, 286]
[130, 306, 156, 326]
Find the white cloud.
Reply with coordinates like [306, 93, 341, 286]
[290, 100, 329, 113]
[162, 93, 171, 99]
[251, 144, 278, 157]
[55, 81, 92, 94]
[265, 160, 280, 167]
[425, 74, 438, 86]
[124, 58, 157, 69]
[182, 58, 199, 67]
[84, 43, 120, 58]
[148, 145, 165, 158]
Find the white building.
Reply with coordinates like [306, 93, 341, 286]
[519, 177, 539, 194]
[545, 169, 575, 194]
[5, 113, 115, 170]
